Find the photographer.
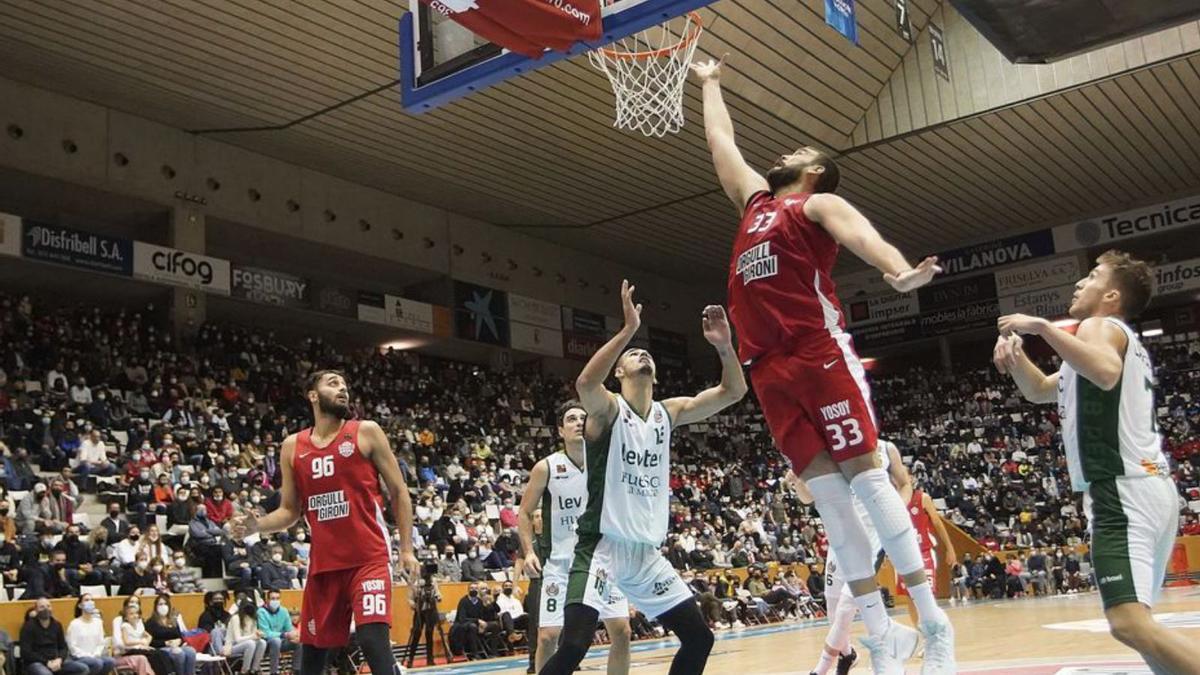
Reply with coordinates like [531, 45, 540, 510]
[404, 554, 442, 668]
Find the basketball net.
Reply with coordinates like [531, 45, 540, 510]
[588, 11, 702, 137]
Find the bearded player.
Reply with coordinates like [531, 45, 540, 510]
[694, 57, 953, 675]
[995, 251, 1193, 674]
[233, 370, 418, 675]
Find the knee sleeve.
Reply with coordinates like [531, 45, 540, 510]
[850, 468, 924, 575]
[808, 474, 876, 582]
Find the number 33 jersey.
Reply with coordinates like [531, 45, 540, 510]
[293, 419, 391, 574]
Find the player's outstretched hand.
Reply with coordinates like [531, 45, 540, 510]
[229, 511, 256, 541]
[998, 313, 1048, 337]
[992, 334, 1019, 374]
[689, 54, 726, 82]
[884, 256, 941, 293]
[522, 552, 542, 579]
[620, 279, 642, 333]
[701, 305, 732, 348]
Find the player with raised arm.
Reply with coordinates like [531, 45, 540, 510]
[539, 280, 748, 675]
[693, 57, 953, 675]
[994, 251, 1194, 675]
[232, 370, 418, 675]
[519, 401, 632, 675]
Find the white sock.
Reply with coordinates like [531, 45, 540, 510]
[829, 586, 857, 653]
[906, 580, 949, 626]
[853, 589, 891, 637]
[813, 651, 836, 675]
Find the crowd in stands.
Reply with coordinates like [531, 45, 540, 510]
[0, 290, 1198, 664]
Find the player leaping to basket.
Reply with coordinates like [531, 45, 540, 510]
[692, 56, 954, 675]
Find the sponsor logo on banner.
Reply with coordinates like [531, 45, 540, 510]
[999, 284, 1076, 318]
[852, 316, 921, 350]
[563, 331, 605, 361]
[937, 230, 1055, 277]
[918, 274, 997, 312]
[356, 290, 387, 325]
[231, 266, 309, 307]
[847, 292, 918, 326]
[311, 282, 356, 318]
[384, 295, 434, 334]
[1054, 194, 1200, 252]
[1153, 256, 1200, 296]
[133, 242, 230, 294]
[454, 281, 508, 345]
[0, 212, 20, 258]
[650, 328, 689, 370]
[995, 256, 1081, 295]
[824, 0, 858, 44]
[23, 221, 133, 275]
[510, 322, 564, 358]
[562, 306, 606, 337]
[920, 300, 1000, 336]
[508, 293, 560, 330]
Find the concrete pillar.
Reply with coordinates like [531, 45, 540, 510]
[939, 336, 952, 374]
[168, 206, 206, 340]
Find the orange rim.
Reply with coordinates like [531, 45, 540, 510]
[597, 11, 702, 60]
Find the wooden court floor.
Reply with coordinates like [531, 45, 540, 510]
[413, 587, 1200, 674]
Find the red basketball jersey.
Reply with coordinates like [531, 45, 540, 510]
[727, 191, 845, 365]
[292, 420, 390, 574]
[908, 489, 934, 555]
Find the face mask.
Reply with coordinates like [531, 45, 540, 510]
[156, 605, 169, 616]
[0, 508, 8, 516]
[136, 561, 148, 570]
[82, 601, 95, 613]
[503, 588, 513, 596]
[468, 552, 477, 559]
[132, 454, 142, 462]
[174, 559, 186, 567]
[295, 533, 305, 542]
[272, 553, 283, 563]
[196, 511, 207, 519]
[52, 489, 63, 497]
[251, 496, 261, 504]
[37, 609, 52, 621]
[139, 473, 150, 481]
[213, 496, 224, 502]
[152, 566, 163, 574]
[268, 601, 280, 611]
[468, 590, 478, 598]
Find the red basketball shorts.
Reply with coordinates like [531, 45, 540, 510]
[750, 331, 878, 473]
[895, 549, 937, 597]
[299, 561, 393, 648]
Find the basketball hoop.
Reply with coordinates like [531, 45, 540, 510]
[587, 11, 702, 137]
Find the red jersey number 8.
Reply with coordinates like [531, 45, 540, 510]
[312, 456, 334, 479]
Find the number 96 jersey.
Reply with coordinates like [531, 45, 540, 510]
[292, 419, 391, 575]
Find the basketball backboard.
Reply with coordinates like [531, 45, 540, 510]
[399, 0, 713, 113]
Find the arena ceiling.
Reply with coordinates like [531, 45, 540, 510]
[1, 1, 1199, 282]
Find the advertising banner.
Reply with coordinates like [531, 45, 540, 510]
[357, 291, 387, 325]
[937, 229, 1055, 277]
[1054, 194, 1200, 252]
[998, 284, 1076, 319]
[563, 331, 605, 361]
[384, 295, 435, 334]
[231, 266, 309, 308]
[563, 306, 607, 336]
[919, 300, 1000, 337]
[1153, 257, 1200, 297]
[23, 221, 133, 276]
[311, 281, 357, 318]
[510, 322, 564, 357]
[918, 273, 997, 312]
[0, 212, 19, 258]
[455, 281, 508, 345]
[133, 242, 230, 294]
[847, 292, 919, 326]
[508, 293, 560, 330]
[994, 255, 1081, 295]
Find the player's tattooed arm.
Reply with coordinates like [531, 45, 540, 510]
[233, 434, 301, 538]
[575, 279, 638, 435]
[664, 305, 748, 427]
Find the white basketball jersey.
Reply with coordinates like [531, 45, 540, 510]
[542, 451, 588, 566]
[578, 395, 672, 545]
[1058, 317, 1169, 492]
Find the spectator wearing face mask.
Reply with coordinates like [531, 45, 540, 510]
[76, 430, 117, 486]
[66, 593, 118, 675]
[0, 498, 16, 541]
[27, 548, 79, 599]
[0, 524, 20, 587]
[56, 525, 104, 586]
[6, 447, 38, 491]
[451, 583, 488, 660]
[165, 486, 194, 536]
[436, 547, 462, 582]
[19, 483, 69, 535]
[203, 487, 233, 526]
[146, 594, 196, 675]
[187, 505, 224, 574]
[255, 544, 296, 591]
[126, 469, 155, 529]
[256, 590, 299, 675]
[167, 551, 200, 594]
[459, 546, 487, 582]
[221, 535, 254, 590]
[117, 553, 157, 596]
[22, 596, 91, 675]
